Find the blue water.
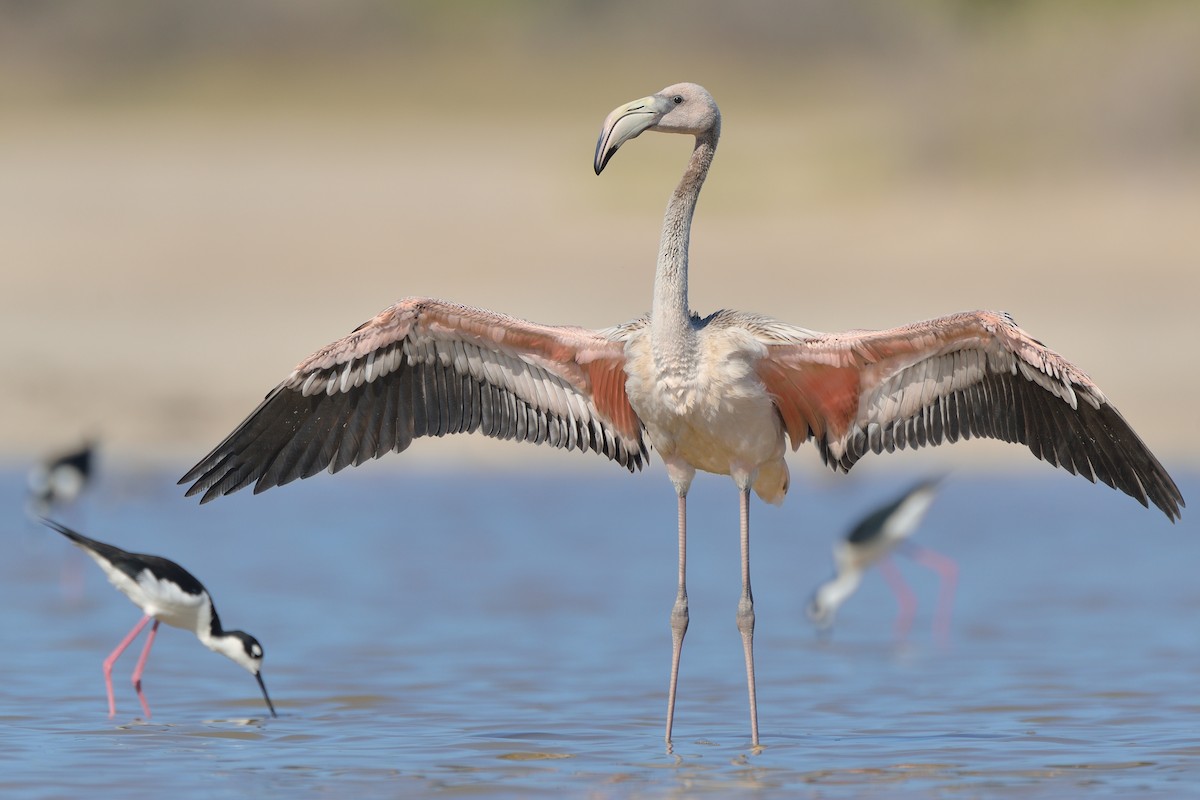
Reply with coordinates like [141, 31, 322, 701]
[2, 459, 1197, 798]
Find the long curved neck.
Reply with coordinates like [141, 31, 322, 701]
[816, 567, 863, 617]
[196, 598, 225, 643]
[652, 124, 719, 348]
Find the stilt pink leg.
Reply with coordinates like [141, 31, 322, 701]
[130, 620, 160, 718]
[907, 544, 958, 645]
[103, 615, 151, 718]
[878, 557, 917, 640]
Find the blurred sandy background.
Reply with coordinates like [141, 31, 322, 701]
[3, 0, 1197, 476]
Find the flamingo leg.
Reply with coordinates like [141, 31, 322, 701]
[735, 486, 759, 747]
[130, 619, 161, 719]
[102, 615, 151, 718]
[665, 490, 689, 746]
[906, 544, 958, 644]
[878, 557, 917, 640]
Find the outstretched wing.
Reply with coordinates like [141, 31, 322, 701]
[755, 310, 1183, 520]
[181, 298, 646, 503]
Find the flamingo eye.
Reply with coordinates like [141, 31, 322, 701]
[672, 95, 684, 105]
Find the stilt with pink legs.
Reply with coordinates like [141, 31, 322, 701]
[43, 520, 276, 719]
[806, 479, 957, 642]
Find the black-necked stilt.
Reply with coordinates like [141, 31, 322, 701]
[28, 441, 95, 516]
[43, 519, 277, 719]
[806, 479, 957, 641]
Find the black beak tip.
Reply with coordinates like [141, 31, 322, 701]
[594, 134, 618, 175]
[595, 148, 615, 176]
[257, 672, 277, 718]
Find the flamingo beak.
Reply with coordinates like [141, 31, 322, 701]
[594, 95, 663, 174]
[256, 672, 277, 718]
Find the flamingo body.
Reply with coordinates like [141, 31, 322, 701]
[623, 312, 790, 502]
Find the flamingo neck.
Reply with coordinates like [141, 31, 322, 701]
[652, 127, 718, 352]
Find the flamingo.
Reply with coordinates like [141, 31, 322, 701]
[180, 83, 1183, 747]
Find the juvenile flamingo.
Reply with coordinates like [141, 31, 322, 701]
[181, 83, 1183, 746]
